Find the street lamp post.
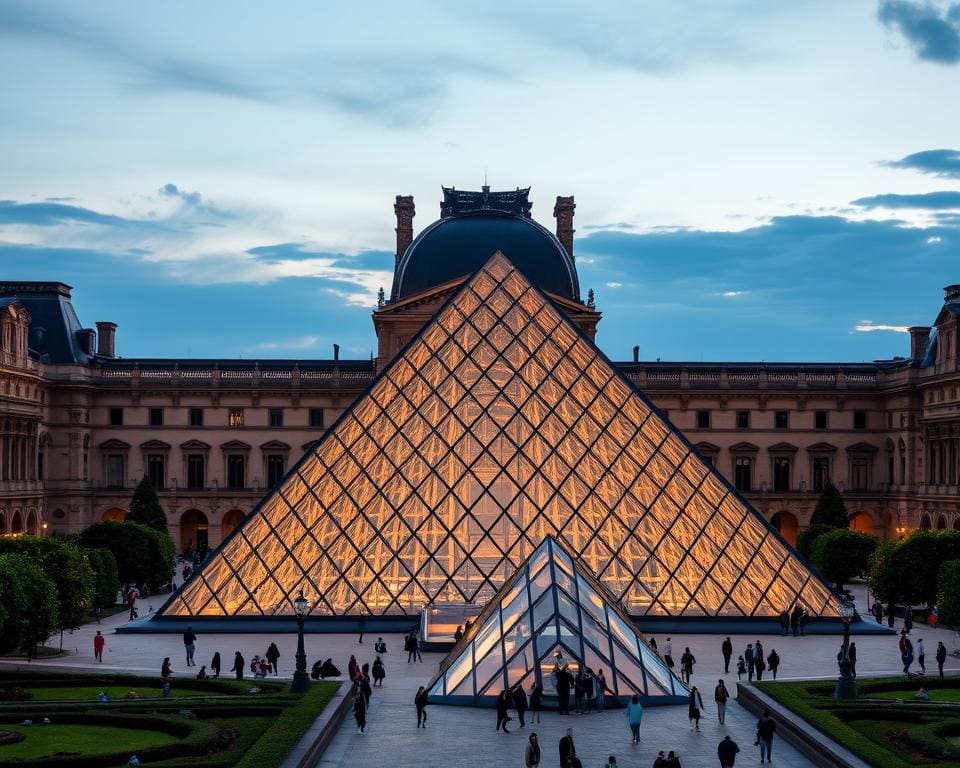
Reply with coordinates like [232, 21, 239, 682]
[835, 601, 857, 700]
[290, 591, 310, 694]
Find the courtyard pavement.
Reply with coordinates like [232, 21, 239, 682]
[1, 583, 957, 767]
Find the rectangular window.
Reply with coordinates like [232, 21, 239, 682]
[734, 456, 752, 492]
[774, 410, 789, 429]
[109, 407, 123, 426]
[189, 408, 204, 427]
[773, 457, 791, 492]
[269, 408, 284, 428]
[227, 455, 246, 489]
[148, 407, 163, 426]
[736, 411, 750, 429]
[267, 455, 285, 487]
[853, 410, 867, 430]
[851, 457, 870, 490]
[105, 454, 125, 488]
[696, 410, 710, 429]
[186, 455, 205, 489]
[309, 408, 324, 428]
[815, 410, 828, 430]
[228, 408, 244, 427]
[146, 455, 165, 489]
[812, 457, 830, 492]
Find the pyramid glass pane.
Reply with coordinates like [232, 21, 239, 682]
[159, 252, 841, 622]
[427, 537, 686, 706]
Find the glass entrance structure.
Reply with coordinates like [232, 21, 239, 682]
[426, 536, 687, 706]
[158, 253, 840, 623]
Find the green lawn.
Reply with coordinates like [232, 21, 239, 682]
[871, 688, 960, 703]
[0, 724, 176, 759]
[24, 685, 239, 701]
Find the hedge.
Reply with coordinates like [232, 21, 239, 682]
[935, 559, 960, 628]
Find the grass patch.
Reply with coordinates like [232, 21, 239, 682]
[0, 645, 65, 659]
[871, 688, 960, 703]
[0, 724, 176, 760]
[24, 686, 243, 702]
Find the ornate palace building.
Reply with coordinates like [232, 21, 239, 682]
[2, 187, 959, 556]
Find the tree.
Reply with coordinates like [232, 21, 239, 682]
[127, 476, 168, 532]
[868, 530, 960, 606]
[79, 521, 175, 592]
[868, 540, 900, 605]
[0, 535, 93, 632]
[809, 482, 848, 528]
[0, 553, 60, 654]
[810, 529, 878, 590]
[86, 548, 120, 609]
[796, 524, 835, 560]
[936, 560, 960, 629]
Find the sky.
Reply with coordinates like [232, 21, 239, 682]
[1, 0, 959, 363]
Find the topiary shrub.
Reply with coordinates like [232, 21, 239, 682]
[936, 559, 960, 628]
[127, 476, 168, 533]
[811, 529, 878, 590]
[809, 481, 848, 528]
[79, 521, 174, 592]
[797, 523, 835, 560]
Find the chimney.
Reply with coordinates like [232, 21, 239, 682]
[945, 284, 960, 303]
[333, 343, 340, 361]
[633, 345, 640, 362]
[96, 321, 117, 357]
[394, 195, 415, 268]
[553, 195, 576, 259]
[909, 326, 931, 363]
[76, 328, 96, 355]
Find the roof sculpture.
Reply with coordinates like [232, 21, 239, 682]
[159, 252, 840, 622]
[426, 536, 687, 706]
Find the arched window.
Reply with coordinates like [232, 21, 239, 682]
[920, 513, 932, 530]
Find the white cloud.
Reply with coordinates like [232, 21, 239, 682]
[854, 322, 909, 333]
[927, 236, 942, 243]
[720, 290, 749, 297]
[605, 281, 623, 288]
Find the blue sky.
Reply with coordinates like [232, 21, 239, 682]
[1, 1, 959, 362]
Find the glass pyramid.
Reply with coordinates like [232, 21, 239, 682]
[426, 536, 688, 706]
[159, 252, 840, 620]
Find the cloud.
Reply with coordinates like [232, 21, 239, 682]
[850, 190, 960, 208]
[882, 148, 960, 178]
[927, 235, 943, 242]
[720, 290, 749, 297]
[877, 0, 960, 64]
[854, 322, 911, 332]
[605, 281, 623, 288]
[0, 200, 142, 228]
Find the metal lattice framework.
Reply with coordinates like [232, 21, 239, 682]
[427, 536, 687, 705]
[160, 252, 839, 619]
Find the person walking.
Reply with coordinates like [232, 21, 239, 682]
[916, 637, 926, 675]
[372, 656, 385, 686]
[596, 668, 607, 712]
[574, 669, 585, 714]
[127, 588, 138, 621]
[714, 679, 729, 724]
[736, 656, 746, 680]
[936, 641, 947, 679]
[680, 648, 696, 686]
[718, 735, 740, 767]
[496, 689, 512, 733]
[901, 634, 915, 678]
[663, 638, 675, 670]
[721, 637, 733, 673]
[183, 626, 197, 667]
[414, 685, 428, 727]
[556, 666, 572, 715]
[756, 709, 776, 763]
[411, 632, 422, 662]
[93, 630, 105, 662]
[525, 732, 541, 768]
[791, 605, 802, 636]
[359, 663, 372, 708]
[779, 611, 790, 636]
[513, 682, 529, 727]
[626, 694, 643, 744]
[210, 651, 221, 679]
[755, 652, 765, 681]
[161, 657, 172, 680]
[265, 642, 280, 676]
[688, 686, 704, 731]
[744, 644, 755, 682]
[765, 648, 779, 679]
[666, 749, 682, 767]
[530, 681, 543, 723]
[353, 682, 366, 734]
[231, 651, 244, 681]
[559, 727, 576, 768]
[847, 642, 857, 678]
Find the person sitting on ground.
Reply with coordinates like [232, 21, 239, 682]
[257, 657, 270, 678]
[311, 660, 323, 680]
[374, 637, 387, 654]
[915, 686, 929, 701]
[320, 658, 341, 678]
[196, 665, 208, 680]
[454, 624, 464, 642]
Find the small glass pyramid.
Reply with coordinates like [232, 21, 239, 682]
[427, 536, 687, 706]
[159, 252, 840, 621]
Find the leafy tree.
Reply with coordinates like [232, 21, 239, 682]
[86, 547, 120, 609]
[810, 529, 878, 590]
[809, 482, 848, 528]
[79, 521, 175, 592]
[868, 530, 960, 606]
[797, 523, 835, 560]
[936, 560, 960, 628]
[0, 535, 93, 631]
[0, 553, 59, 654]
[127, 476, 168, 532]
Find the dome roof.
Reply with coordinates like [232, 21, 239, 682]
[391, 212, 580, 301]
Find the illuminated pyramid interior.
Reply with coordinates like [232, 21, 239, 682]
[160, 253, 839, 620]
[426, 536, 687, 705]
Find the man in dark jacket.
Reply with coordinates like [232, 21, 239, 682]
[513, 683, 528, 727]
[556, 666, 572, 715]
[756, 710, 776, 763]
[721, 637, 733, 673]
[718, 735, 740, 767]
[183, 627, 197, 667]
[559, 727, 575, 768]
